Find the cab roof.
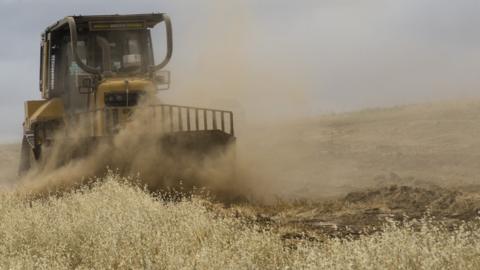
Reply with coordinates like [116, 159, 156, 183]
[44, 13, 166, 34]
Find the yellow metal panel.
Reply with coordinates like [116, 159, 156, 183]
[25, 100, 47, 120]
[29, 98, 64, 124]
[96, 77, 156, 107]
[98, 77, 155, 91]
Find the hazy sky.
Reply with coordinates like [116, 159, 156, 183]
[1, 0, 480, 141]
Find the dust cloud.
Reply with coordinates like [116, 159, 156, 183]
[151, 1, 480, 200]
[150, 2, 321, 201]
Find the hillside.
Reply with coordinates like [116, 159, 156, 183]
[240, 100, 480, 199]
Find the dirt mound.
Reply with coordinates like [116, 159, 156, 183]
[221, 183, 480, 241]
[344, 185, 462, 218]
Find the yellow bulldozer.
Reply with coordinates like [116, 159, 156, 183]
[19, 13, 235, 177]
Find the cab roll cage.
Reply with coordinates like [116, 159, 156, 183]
[62, 14, 173, 76]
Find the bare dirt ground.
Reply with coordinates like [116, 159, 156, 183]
[3, 100, 480, 241]
[209, 182, 480, 242]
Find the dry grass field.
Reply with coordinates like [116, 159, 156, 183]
[1, 100, 480, 269]
[0, 174, 479, 269]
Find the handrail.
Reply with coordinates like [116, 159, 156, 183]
[147, 104, 232, 114]
[72, 104, 234, 115]
[70, 104, 234, 136]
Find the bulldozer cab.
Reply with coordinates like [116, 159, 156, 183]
[39, 14, 171, 113]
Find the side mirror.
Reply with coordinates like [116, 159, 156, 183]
[77, 75, 95, 94]
[154, 70, 171, 90]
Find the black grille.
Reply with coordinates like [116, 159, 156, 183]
[104, 92, 143, 107]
